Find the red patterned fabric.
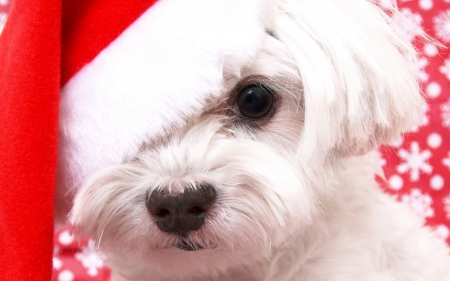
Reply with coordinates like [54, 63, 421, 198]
[53, 227, 111, 281]
[0, 1, 449, 280]
[379, 0, 450, 245]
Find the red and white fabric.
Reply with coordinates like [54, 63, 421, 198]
[378, 0, 450, 246]
[0, 0, 449, 280]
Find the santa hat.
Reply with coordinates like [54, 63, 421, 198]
[0, 0, 273, 279]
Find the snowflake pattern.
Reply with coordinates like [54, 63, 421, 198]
[434, 225, 450, 241]
[441, 99, 450, 128]
[57, 270, 74, 281]
[397, 142, 433, 181]
[443, 152, 450, 170]
[419, 0, 434, 11]
[394, 8, 424, 41]
[53, 257, 63, 271]
[440, 58, 450, 80]
[433, 10, 450, 43]
[444, 194, 450, 220]
[0, 0, 8, 6]
[53, 246, 62, 270]
[402, 188, 434, 218]
[421, 104, 430, 127]
[74, 240, 105, 277]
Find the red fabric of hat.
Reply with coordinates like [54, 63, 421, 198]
[0, 0, 156, 280]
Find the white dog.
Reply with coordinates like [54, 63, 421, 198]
[59, 0, 450, 280]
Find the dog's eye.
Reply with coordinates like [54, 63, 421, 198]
[236, 85, 274, 119]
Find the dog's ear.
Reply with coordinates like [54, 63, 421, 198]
[272, 0, 424, 160]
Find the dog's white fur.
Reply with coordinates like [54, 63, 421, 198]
[68, 0, 450, 280]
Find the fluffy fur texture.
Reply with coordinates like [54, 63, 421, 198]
[57, 0, 276, 220]
[68, 0, 450, 280]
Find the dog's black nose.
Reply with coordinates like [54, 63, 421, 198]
[146, 184, 217, 236]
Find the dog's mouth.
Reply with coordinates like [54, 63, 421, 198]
[174, 240, 204, 251]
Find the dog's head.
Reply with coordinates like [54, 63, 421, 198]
[64, 0, 423, 278]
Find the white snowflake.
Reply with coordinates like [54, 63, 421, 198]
[74, 240, 105, 277]
[394, 8, 424, 41]
[433, 10, 450, 43]
[440, 99, 450, 128]
[58, 230, 75, 245]
[419, 0, 433, 11]
[396, 141, 432, 181]
[53, 246, 62, 270]
[0, 12, 7, 35]
[402, 188, 434, 218]
[0, 0, 9, 6]
[53, 257, 63, 271]
[57, 270, 74, 281]
[439, 58, 450, 80]
[443, 151, 450, 170]
[388, 174, 404, 190]
[434, 225, 450, 241]
[444, 193, 450, 220]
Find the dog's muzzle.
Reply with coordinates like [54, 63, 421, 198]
[145, 184, 217, 240]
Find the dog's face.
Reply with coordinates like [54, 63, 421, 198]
[69, 0, 423, 279]
[72, 35, 315, 277]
